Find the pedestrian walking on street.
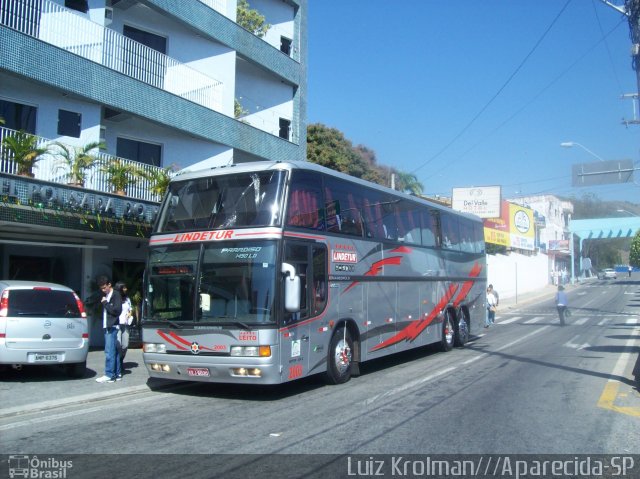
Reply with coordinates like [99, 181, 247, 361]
[629, 265, 633, 278]
[95, 275, 122, 383]
[115, 281, 133, 378]
[555, 285, 568, 327]
[488, 284, 499, 307]
[485, 287, 497, 328]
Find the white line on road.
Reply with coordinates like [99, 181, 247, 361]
[523, 316, 545, 324]
[496, 316, 521, 325]
[573, 317, 589, 326]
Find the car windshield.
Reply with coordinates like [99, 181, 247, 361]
[145, 241, 277, 324]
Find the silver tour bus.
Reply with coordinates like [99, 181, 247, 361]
[142, 161, 486, 385]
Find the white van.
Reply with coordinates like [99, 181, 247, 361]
[0, 281, 89, 377]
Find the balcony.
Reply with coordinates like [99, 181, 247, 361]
[1, 0, 223, 112]
[0, 127, 166, 203]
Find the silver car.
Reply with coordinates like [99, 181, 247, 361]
[0, 281, 89, 377]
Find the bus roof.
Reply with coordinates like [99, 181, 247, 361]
[172, 160, 483, 224]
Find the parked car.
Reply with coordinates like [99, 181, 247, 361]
[0, 281, 89, 377]
[597, 268, 617, 280]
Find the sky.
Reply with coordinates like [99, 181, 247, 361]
[306, 0, 640, 205]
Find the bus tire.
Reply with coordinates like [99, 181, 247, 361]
[454, 312, 469, 347]
[439, 311, 454, 352]
[325, 326, 353, 385]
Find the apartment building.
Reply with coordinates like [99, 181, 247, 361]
[0, 0, 307, 342]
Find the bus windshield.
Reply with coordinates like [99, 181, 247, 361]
[145, 241, 277, 325]
[155, 170, 286, 233]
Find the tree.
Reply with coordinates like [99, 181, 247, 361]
[631, 229, 640, 268]
[236, 0, 270, 37]
[54, 140, 105, 186]
[393, 171, 423, 195]
[1, 130, 52, 177]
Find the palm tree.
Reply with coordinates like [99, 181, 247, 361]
[139, 164, 176, 199]
[1, 130, 51, 177]
[54, 141, 105, 186]
[394, 171, 424, 196]
[100, 159, 141, 195]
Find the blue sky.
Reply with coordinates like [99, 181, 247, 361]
[306, 0, 639, 204]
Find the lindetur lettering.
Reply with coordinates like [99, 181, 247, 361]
[173, 230, 233, 242]
[332, 250, 358, 263]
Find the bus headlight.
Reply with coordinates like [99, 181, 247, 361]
[144, 343, 166, 353]
[230, 345, 271, 357]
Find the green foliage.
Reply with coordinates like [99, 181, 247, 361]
[236, 0, 270, 37]
[100, 159, 142, 194]
[1, 131, 52, 176]
[139, 164, 177, 199]
[306, 123, 424, 194]
[54, 141, 105, 186]
[234, 98, 248, 118]
[631, 229, 640, 268]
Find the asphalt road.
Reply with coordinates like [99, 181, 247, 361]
[1, 277, 639, 478]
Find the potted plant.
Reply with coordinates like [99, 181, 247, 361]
[100, 158, 141, 195]
[54, 141, 105, 187]
[139, 164, 177, 199]
[1, 130, 52, 177]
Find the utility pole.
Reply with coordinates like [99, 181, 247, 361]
[599, 0, 640, 125]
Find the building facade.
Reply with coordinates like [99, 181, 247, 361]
[512, 195, 574, 284]
[0, 0, 307, 343]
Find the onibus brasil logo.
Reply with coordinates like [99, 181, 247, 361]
[8, 455, 72, 478]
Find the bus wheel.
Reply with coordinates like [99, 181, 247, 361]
[454, 313, 469, 347]
[439, 311, 454, 352]
[325, 326, 353, 384]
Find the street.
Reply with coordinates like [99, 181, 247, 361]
[1, 278, 639, 477]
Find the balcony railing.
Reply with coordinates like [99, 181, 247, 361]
[0, 127, 166, 203]
[198, 0, 227, 16]
[1, 0, 223, 112]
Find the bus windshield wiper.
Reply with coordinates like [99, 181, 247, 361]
[231, 321, 251, 330]
[166, 320, 183, 329]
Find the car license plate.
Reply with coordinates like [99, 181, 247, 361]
[187, 367, 210, 377]
[34, 354, 60, 362]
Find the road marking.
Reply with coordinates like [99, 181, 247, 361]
[573, 317, 589, 326]
[523, 316, 545, 324]
[363, 327, 551, 405]
[597, 318, 640, 418]
[564, 335, 590, 350]
[496, 316, 521, 325]
[597, 318, 610, 326]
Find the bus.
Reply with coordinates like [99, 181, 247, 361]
[141, 161, 486, 385]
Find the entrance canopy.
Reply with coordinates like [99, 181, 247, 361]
[568, 217, 640, 282]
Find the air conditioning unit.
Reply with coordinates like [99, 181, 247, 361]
[105, 7, 113, 26]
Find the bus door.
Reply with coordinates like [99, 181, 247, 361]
[280, 241, 328, 382]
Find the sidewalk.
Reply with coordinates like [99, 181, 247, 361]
[0, 347, 174, 419]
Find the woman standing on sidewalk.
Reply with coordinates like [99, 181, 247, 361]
[555, 285, 568, 326]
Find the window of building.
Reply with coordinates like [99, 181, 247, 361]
[65, 0, 88, 13]
[123, 25, 167, 54]
[57, 109, 81, 138]
[279, 118, 291, 140]
[116, 137, 162, 166]
[280, 36, 292, 56]
[0, 99, 37, 133]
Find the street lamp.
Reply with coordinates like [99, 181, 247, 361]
[560, 142, 605, 162]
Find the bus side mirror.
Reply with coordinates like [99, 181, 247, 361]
[281, 262, 301, 312]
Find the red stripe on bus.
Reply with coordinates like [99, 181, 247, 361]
[344, 256, 404, 293]
[157, 330, 189, 350]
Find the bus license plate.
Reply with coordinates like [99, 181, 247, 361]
[187, 367, 210, 377]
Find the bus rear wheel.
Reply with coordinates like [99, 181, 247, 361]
[454, 313, 469, 347]
[439, 311, 454, 352]
[325, 326, 353, 384]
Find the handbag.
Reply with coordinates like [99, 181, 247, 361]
[489, 306, 496, 312]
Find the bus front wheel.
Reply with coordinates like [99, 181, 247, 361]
[325, 326, 353, 385]
[454, 313, 469, 347]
